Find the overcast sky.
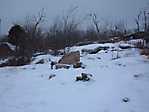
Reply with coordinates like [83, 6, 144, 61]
[0, 0, 148, 35]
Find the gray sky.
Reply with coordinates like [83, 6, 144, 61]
[0, 0, 148, 35]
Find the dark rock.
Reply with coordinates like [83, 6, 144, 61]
[122, 97, 130, 102]
[76, 76, 83, 81]
[55, 64, 70, 69]
[81, 66, 86, 69]
[105, 51, 108, 53]
[35, 59, 45, 64]
[76, 73, 93, 82]
[50, 61, 57, 69]
[73, 62, 82, 68]
[134, 74, 139, 78]
[119, 45, 132, 49]
[49, 74, 56, 80]
[134, 74, 142, 78]
[81, 73, 90, 81]
[81, 49, 93, 54]
[97, 57, 101, 59]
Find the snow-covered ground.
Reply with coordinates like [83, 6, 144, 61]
[0, 42, 149, 112]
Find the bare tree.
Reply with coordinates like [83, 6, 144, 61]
[46, 6, 82, 51]
[135, 11, 142, 32]
[33, 8, 45, 36]
[136, 5, 149, 32]
[143, 10, 148, 32]
[113, 20, 127, 36]
[144, 10, 149, 32]
[62, 6, 79, 33]
[89, 13, 100, 34]
[23, 8, 46, 37]
[0, 18, 1, 36]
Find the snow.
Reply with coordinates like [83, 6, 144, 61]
[0, 58, 9, 65]
[31, 54, 61, 64]
[0, 42, 149, 112]
[127, 39, 144, 44]
[3, 42, 16, 51]
[70, 43, 115, 53]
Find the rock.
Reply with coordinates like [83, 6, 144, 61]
[134, 74, 142, 78]
[81, 73, 90, 81]
[134, 74, 139, 78]
[97, 57, 101, 59]
[55, 64, 70, 69]
[76, 76, 83, 81]
[58, 51, 80, 65]
[82, 46, 109, 54]
[81, 66, 86, 69]
[122, 97, 130, 102]
[82, 49, 94, 54]
[105, 51, 108, 53]
[76, 73, 93, 82]
[49, 74, 56, 80]
[89, 47, 103, 54]
[73, 62, 82, 68]
[119, 44, 132, 49]
[50, 61, 57, 69]
[35, 59, 45, 64]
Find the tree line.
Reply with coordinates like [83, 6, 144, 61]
[0, 6, 149, 66]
